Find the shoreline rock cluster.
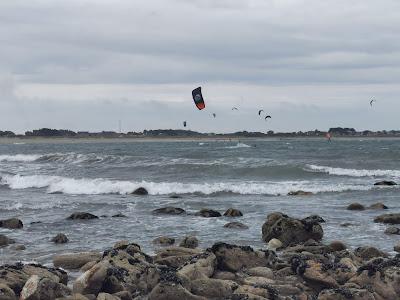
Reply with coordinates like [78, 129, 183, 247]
[1, 211, 400, 299]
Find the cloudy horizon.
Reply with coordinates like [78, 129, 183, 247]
[1, 0, 399, 134]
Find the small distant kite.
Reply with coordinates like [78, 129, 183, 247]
[370, 99, 376, 107]
[258, 109, 264, 116]
[265, 115, 271, 120]
[232, 107, 238, 111]
[192, 87, 205, 110]
[183, 121, 187, 127]
[212, 113, 216, 118]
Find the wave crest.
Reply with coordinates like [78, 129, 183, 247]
[307, 164, 400, 178]
[0, 173, 371, 196]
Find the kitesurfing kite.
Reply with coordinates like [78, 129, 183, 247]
[258, 109, 264, 116]
[192, 87, 205, 110]
[212, 113, 216, 118]
[265, 115, 271, 120]
[370, 99, 376, 107]
[232, 107, 238, 111]
[183, 121, 187, 127]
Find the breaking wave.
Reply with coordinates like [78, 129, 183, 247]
[306, 164, 400, 178]
[0, 154, 42, 162]
[0, 173, 371, 196]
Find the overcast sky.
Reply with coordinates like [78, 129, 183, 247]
[0, 0, 399, 133]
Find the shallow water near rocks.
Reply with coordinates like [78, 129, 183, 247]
[0, 138, 399, 265]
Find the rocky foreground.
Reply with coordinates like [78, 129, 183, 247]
[1, 211, 400, 300]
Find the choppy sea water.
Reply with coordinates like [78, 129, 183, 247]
[0, 138, 399, 265]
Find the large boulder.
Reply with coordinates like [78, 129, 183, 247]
[223, 208, 243, 217]
[354, 246, 388, 260]
[0, 283, 17, 300]
[210, 243, 276, 273]
[20, 275, 71, 300]
[0, 263, 67, 297]
[67, 212, 99, 220]
[369, 202, 388, 210]
[346, 203, 365, 211]
[131, 187, 148, 195]
[224, 222, 249, 230]
[287, 190, 313, 196]
[177, 252, 216, 281]
[374, 213, 400, 224]
[152, 236, 175, 246]
[0, 218, 23, 229]
[152, 207, 185, 215]
[374, 180, 397, 186]
[179, 236, 199, 249]
[51, 233, 69, 244]
[384, 226, 400, 235]
[261, 213, 324, 247]
[148, 282, 206, 300]
[0, 234, 15, 247]
[53, 252, 102, 270]
[190, 278, 238, 299]
[73, 262, 109, 295]
[195, 209, 221, 218]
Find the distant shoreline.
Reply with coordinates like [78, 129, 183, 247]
[1, 135, 400, 144]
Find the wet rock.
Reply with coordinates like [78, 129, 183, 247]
[20, 275, 71, 300]
[195, 208, 221, 218]
[0, 218, 23, 229]
[96, 293, 120, 300]
[262, 212, 324, 247]
[73, 262, 109, 295]
[190, 278, 238, 298]
[10, 244, 26, 251]
[0, 234, 15, 247]
[67, 212, 99, 220]
[0, 283, 17, 300]
[53, 252, 102, 270]
[303, 260, 339, 289]
[374, 213, 400, 224]
[148, 282, 206, 300]
[368, 202, 388, 210]
[224, 222, 249, 230]
[223, 208, 243, 217]
[131, 187, 148, 195]
[212, 271, 237, 281]
[394, 243, 400, 253]
[318, 288, 375, 300]
[346, 203, 365, 211]
[340, 222, 356, 227]
[374, 180, 397, 186]
[179, 236, 199, 249]
[111, 213, 127, 218]
[169, 194, 182, 199]
[80, 261, 97, 273]
[246, 267, 274, 279]
[152, 207, 185, 215]
[287, 190, 313, 196]
[211, 242, 276, 272]
[329, 241, 347, 252]
[177, 252, 216, 281]
[354, 246, 388, 260]
[267, 238, 282, 250]
[384, 226, 400, 235]
[0, 263, 68, 295]
[152, 236, 175, 246]
[112, 291, 132, 300]
[51, 233, 69, 244]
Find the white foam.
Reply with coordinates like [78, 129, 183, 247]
[307, 164, 400, 178]
[0, 173, 372, 196]
[0, 154, 42, 162]
[225, 142, 252, 149]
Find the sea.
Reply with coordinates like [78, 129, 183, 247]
[0, 138, 399, 265]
